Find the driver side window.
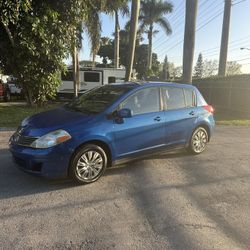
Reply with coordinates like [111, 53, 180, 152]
[120, 87, 160, 115]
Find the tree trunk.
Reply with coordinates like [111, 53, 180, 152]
[218, 0, 232, 76]
[22, 81, 34, 106]
[125, 0, 140, 81]
[72, 45, 78, 98]
[2, 22, 14, 47]
[182, 0, 198, 83]
[114, 11, 120, 69]
[147, 24, 153, 70]
[76, 49, 80, 93]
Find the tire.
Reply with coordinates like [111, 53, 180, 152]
[188, 127, 209, 154]
[69, 144, 108, 184]
[4, 91, 11, 102]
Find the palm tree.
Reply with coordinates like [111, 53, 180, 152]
[108, 1, 129, 68]
[100, 37, 111, 46]
[84, 9, 102, 66]
[139, 0, 173, 70]
[71, 8, 102, 97]
[183, 0, 198, 83]
[125, 0, 140, 81]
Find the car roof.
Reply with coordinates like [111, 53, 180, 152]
[111, 81, 196, 90]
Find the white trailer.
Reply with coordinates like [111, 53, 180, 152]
[58, 68, 126, 98]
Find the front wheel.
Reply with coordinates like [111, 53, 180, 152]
[69, 144, 107, 184]
[188, 127, 208, 154]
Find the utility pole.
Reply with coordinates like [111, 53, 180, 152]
[218, 0, 232, 76]
[182, 0, 198, 83]
[125, 0, 140, 81]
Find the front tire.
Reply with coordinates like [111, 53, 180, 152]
[69, 144, 107, 184]
[188, 127, 208, 154]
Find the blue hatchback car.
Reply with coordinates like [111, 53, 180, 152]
[9, 82, 215, 184]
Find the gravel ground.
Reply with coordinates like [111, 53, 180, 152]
[0, 126, 250, 250]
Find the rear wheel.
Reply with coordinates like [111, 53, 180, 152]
[188, 127, 208, 154]
[69, 144, 107, 184]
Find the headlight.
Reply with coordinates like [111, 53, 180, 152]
[31, 130, 71, 148]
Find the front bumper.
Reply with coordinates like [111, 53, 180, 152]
[9, 142, 73, 179]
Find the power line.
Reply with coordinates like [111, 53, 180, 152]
[196, 9, 224, 32]
[154, 0, 223, 50]
[162, 10, 224, 55]
[232, 0, 247, 6]
[153, 1, 185, 46]
[235, 57, 250, 62]
[199, 36, 250, 54]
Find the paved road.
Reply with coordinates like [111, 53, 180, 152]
[0, 126, 250, 250]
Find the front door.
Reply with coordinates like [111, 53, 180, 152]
[114, 87, 166, 158]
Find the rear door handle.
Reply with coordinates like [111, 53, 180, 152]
[154, 116, 161, 122]
[189, 111, 195, 116]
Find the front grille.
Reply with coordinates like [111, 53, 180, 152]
[12, 133, 37, 146]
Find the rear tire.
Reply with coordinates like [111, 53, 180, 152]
[188, 127, 208, 154]
[69, 144, 107, 184]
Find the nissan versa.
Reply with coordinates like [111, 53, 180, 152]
[9, 82, 215, 184]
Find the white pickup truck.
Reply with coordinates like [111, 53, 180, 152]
[58, 67, 126, 98]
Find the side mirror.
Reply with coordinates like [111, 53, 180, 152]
[117, 108, 132, 118]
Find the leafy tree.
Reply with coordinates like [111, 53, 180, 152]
[97, 39, 161, 79]
[0, 0, 93, 105]
[226, 61, 242, 75]
[203, 60, 218, 77]
[194, 53, 204, 78]
[173, 66, 183, 79]
[139, 0, 173, 70]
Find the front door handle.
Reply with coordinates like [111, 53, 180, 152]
[154, 116, 161, 122]
[189, 111, 195, 116]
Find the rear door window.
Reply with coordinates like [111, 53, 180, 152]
[162, 87, 186, 110]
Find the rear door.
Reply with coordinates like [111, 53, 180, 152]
[162, 86, 197, 146]
[114, 87, 166, 158]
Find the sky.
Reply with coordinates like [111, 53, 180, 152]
[76, 0, 250, 73]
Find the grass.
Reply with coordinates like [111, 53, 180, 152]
[215, 114, 250, 126]
[1, 102, 250, 127]
[0, 103, 59, 128]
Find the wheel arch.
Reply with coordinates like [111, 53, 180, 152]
[193, 123, 211, 141]
[68, 139, 113, 176]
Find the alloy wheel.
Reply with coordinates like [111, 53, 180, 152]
[191, 128, 208, 153]
[76, 150, 104, 181]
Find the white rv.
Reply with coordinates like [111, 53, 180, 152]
[58, 68, 126, 98]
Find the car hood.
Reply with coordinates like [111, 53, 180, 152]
[19, 107, 95, 137]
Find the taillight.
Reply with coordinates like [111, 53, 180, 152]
[203, 105, 214, 114]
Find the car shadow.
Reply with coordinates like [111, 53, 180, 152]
[0, 148, 189, 200]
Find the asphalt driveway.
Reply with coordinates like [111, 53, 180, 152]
[0, 126, 250, 250]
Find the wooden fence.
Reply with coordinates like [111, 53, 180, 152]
[191, 75, 250, 117]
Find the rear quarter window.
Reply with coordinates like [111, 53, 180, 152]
[196, 90, 207, 106]
[184, 88, 196, 107]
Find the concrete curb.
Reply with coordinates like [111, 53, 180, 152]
[0, 128, 16, 132]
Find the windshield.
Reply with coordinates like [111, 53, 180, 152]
[65, 85, 133, 114]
